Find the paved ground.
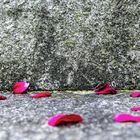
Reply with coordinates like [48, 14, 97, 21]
[0, 91, 140, 140]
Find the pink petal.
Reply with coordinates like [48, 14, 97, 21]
[0, 95, 7, 100]
[113, 113, 140, 122]
[95, 84, 117, 95]
[130, 92, 140, 97]
[48, 114, 83, 126]
[130, 106, 140, 111]
[30, 92, 52, 98]
[12, 81, 29, 94]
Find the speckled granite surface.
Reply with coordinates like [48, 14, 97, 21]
[0, 0, 140, 90]
[1, 91, 140, 140]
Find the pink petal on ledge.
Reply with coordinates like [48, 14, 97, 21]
[95, 84, 117, 95]
[12, 81, 29, 94]
[113, 113, 140, 122]
[130, 92, 140, 97]
[48, 114, 83, 126]
[131, 106, 140, 111]
[30, 92, 52, 98]
[0, 95, 7, 100]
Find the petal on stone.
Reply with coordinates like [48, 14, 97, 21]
[130, 92, 140, 97]
[0, 95, 7, 100]
[95, 84, 117, 95]
[130, 106, 140, 111]
[12, 81, 29, 94]
[48, 114, 83, 126]
[30, 92, 52, 98]
[113, 113, 140, 122]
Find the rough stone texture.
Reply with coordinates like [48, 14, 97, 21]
[0, 0, 140, 90]
[1, 91, 140, 140]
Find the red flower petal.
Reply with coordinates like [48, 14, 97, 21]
[30, 92, 52, 98]
[12, 81, 29, 94]
[48, 114, 83, 126]
[0, 95, 7, 100]
[95, 84, 117, 95]
[130, 106, 140, 111]
[113, 113, 140, 122]
[130, 92, 140, 97]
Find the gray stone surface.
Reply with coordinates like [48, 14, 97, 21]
[1, 91, 140, 140]
[0, 0, 140, 90]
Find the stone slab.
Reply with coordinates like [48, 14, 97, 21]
[0, 0, 140, 90]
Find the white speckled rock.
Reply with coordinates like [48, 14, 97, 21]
[0, 0, 140, 90]
[0, 91, 140, 140]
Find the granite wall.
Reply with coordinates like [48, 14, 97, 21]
[0, 0, 140, 90]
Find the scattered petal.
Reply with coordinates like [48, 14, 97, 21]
[113, 113, 140, 122]
[130, 92, 140, 97]
[95, 84, 117, 95]
[131, 106, 140, 111]
[12, 81, 29, 94]
[30, 91, 52, 98]
[0, 95, 7, 100]
[48, 114, 83, 126]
